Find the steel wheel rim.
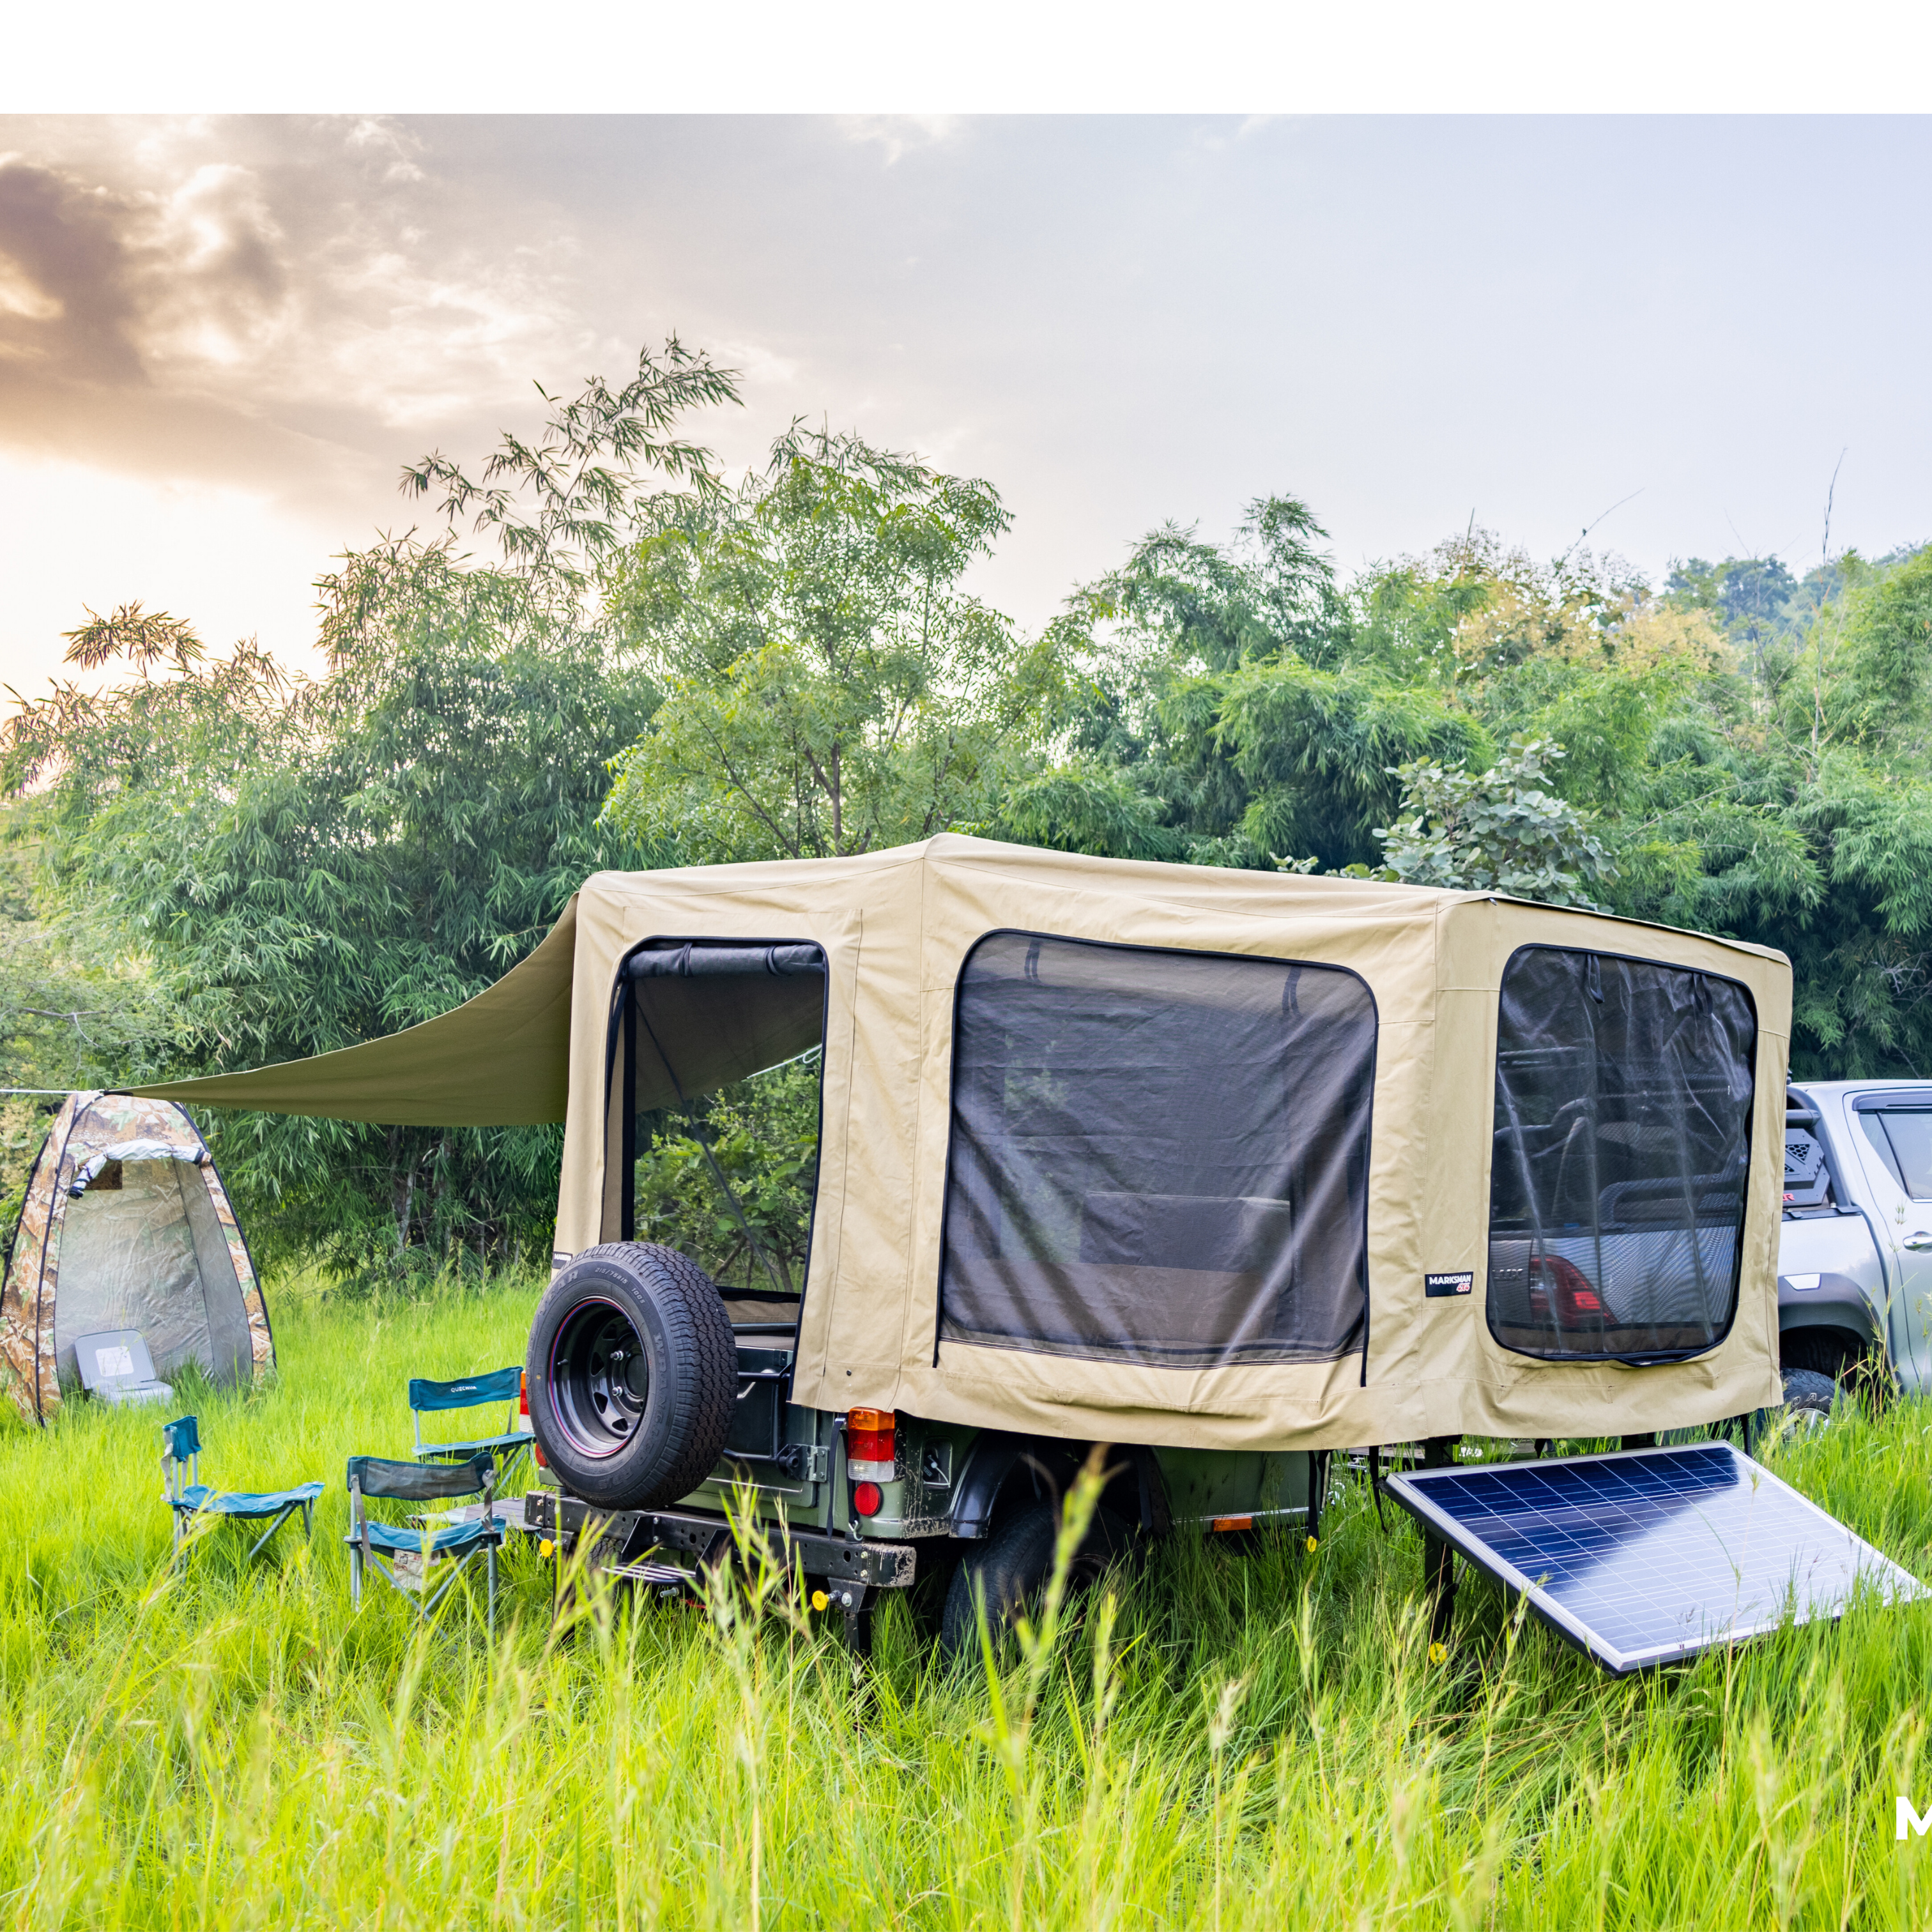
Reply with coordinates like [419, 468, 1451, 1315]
[549, 1296, 650, 1458]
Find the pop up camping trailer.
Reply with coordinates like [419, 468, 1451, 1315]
[143, 834, 1792, 1447]
[146, 835, 1908, 1669]
[0, 1092, 273, 1424]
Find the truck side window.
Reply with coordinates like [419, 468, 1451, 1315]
[1860, 1110, 1932, 1199]
[1487, 946, 1758, 1364]
[937, 931, 1376, 1369]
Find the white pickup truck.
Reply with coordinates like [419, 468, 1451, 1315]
[1779, 1082, 1932, 1414]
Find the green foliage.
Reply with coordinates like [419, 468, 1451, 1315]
[7, 603, 660, 1276]
[1002, 497, 1489, 872]
[1095, 495, 1350, 673]
[399, 337, 740, 601]
[1211, 656, 1491, 868]
[8, 324, 1932, 1267]
[1, 346, 740, 1276]
[0, 835, 187, 1096]
[603, 427, 1071, 862]
[1374, 737, 1614, 907]
[997, 757, 1181, 862]
[1039, 499, 1932, 1075]
[631, 1055, 823, 1294]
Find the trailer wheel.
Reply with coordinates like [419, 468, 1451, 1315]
[939, 1500, 1133, 1661]
[527, 1243, 737, 1510]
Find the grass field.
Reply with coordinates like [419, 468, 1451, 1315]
[4, 1268, 1932, 1929]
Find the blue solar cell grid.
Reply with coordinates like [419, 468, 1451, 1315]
[1386, 1443, 1924, 1674]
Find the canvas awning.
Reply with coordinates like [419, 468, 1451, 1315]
[128, 897, 581, 1127]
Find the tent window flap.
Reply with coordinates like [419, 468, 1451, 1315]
[1486, 946, 1758, 1364]
[938, 931, 1377, 1369]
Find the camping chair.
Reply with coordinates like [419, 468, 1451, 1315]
[346, 1452, 502, 1629]
[160, 1414, 325, 1560]
[74, 1329, 173, 1408]
[410, 1366, 534, 1488]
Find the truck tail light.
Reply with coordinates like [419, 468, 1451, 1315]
[1529, 1255, 1604, 1327]
[522, 1368, 548, 1469]
[852, 1480, 884, 1518]
[847, 1407, 895, 1481]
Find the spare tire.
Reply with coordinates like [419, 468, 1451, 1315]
[526, 1243, 737, 1510]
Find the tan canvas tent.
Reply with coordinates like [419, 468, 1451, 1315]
[0, 1092, 274, 1423]
[140, 834, 1790, 1452]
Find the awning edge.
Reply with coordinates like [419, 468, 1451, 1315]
[129, 896, 579, 1126]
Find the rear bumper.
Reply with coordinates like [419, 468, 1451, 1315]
[523, 1489, 918, 1590]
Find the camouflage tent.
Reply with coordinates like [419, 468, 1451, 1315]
[0, 1092, 273, 1424]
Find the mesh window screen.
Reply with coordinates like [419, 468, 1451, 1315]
[939, 932, 1376, 1368]
[1487, 947, 1757, 1363]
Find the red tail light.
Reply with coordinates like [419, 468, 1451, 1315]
[847, 1407, 894, 1481]
[1529, 1255, 1604, 1327]
[852, 1480, 884, 1518]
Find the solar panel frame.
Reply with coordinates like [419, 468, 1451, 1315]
[1384, 1442, 1926, 1675]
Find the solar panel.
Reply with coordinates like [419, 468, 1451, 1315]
[1384, 1443, 1925, 1674]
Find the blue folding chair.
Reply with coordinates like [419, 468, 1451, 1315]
[160, 1414, 325, 1561]
[410, 1365, 534, 1485]
[346, 1452, 502, 1629]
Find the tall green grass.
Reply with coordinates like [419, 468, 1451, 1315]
[3, 1268, 1931, 1928]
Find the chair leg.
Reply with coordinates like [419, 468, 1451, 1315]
[420, 1551, 464, 1620]
[376, 1554, 425, 1614]
[247, 1505, 297, 1564]
[487, 1542, 496, 1634]
[350, 1542, 363, 1609]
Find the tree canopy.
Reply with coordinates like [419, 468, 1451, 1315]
[0, 344, 735, 1275]
[5, 338, 1930, 1273]
[601, 425, 1073, 864]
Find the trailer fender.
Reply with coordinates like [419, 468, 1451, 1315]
[951, 1434, 1170, 1540]
[951, 1432, 1028, 1540]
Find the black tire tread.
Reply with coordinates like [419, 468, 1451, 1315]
[1780, 1365, 1837, 1416]
[532, 1242, 739, 1509]
[939, 1499, 1131, 1660]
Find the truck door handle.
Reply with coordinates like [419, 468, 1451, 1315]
[1905, 1232, 1932, 1252]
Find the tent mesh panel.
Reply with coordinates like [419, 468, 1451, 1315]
[1486, 946, 1758, 1363]
[939, 931, 1376, 1368]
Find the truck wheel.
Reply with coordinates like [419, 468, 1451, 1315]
[939, 1500, 1133, 1661]
[527, 1243, 737, 1510]
[1780, 1367, 1837, 1434]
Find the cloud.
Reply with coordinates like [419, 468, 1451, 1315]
[0, 126, 601, 520]
[0, 156, 148, 384]
[0, 250, 63, 324]
[342, 116, 427, 185]
[834, 115, 963, 165]
[709, 336, 802, 391]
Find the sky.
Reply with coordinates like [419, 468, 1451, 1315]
[0, 114, 1927, 693]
